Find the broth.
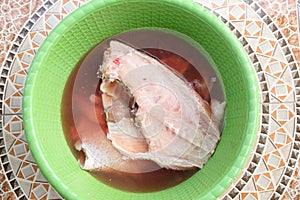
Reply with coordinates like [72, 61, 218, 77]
[61, 29, 224, 192]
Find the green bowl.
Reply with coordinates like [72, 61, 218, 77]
[23, 0, 260, 199]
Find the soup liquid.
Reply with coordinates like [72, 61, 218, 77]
[61, 29, 224, 192]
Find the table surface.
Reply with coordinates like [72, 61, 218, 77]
[0, 0, 300, 199]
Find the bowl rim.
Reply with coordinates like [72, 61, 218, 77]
[22, 0, 260, 199]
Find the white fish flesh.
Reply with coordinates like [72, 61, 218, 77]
[95, 40, 225, 170]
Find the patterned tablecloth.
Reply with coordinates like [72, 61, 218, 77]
[0, 0, 300, 199]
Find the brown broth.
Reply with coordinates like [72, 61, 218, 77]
[61, 29, 224, 193]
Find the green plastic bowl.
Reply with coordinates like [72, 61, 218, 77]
[23, 0, 260, 199]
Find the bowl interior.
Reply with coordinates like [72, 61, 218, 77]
[23, 0, 260, 199]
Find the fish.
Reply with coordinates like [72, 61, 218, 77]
[95, 40, 226, 170]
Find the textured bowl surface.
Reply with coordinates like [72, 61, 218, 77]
[22, 0, 260, 199]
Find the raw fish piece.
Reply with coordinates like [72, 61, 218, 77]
[97, 40, 225, 170]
